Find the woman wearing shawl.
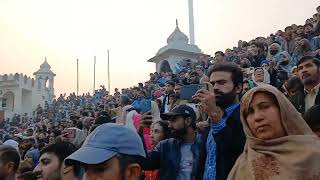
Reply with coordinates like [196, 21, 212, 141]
[267, 43, 281, 63]
[227, 85, 320, 180]
[276, 51, 293, 74]
[252, 67, 270, 86]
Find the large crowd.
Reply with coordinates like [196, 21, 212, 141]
[0, 5, 320, 180]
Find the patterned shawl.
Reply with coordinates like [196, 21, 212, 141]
[227, 85, 320, 180]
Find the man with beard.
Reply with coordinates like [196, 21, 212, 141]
[173, 83, 188, 105]
[140, 104, 200, 180]
[193, 62, 245, 180]
[33, 142, 80, 180]
[290, 56, 320, 113]
[65, 124, 145, 180]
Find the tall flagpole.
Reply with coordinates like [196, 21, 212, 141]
[93, 56, 96, 95]
[76, 58, 79, 97]
[188, 0, 195, 45]
[107, 50, 110, 93]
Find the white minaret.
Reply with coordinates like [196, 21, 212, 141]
[188, 0, 195, 45]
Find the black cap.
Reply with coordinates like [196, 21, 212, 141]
[165, 80, 175, 86]
[160, 105, 196, 122]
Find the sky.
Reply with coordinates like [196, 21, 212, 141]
[0, 0, 319, 95]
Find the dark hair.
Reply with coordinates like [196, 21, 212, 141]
[249, 41, 259, 47]
[175, 82, 183, 87]
[26, 128, 34, 134]
[95, 114, 112, 125]
[207, 62, 243, 87]
[287, 76, 303, 90]
[304, 105, 320, 131]
[70, 115, 79, 121]
[304, 23, 313, 28]
[285, 26, 293, 31]
[40, 142, 80, 176]
[16, 171, 37, 180]
[117, 154, 145, 175]
[190, 71, 198, 77]
[165, 81, 175, 87]
[0, 145, 20, 172]
[81, 111, 89, 117]
[214, 51, 225, 57]
[51, 129, 61, 137]
[40, 142, 76, 162]
[152, 121, 170, 139]
[297, 56, 320, 67]
[76, 121, 83, 130]
[120, 95, 130, 105]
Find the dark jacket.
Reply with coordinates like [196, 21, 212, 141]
[196, 106, 246, 180]
[289, 90, 320, 114]
[268, 68, 278, 87]
[248, 53, 266, 68]
[143, 137, 201, 180]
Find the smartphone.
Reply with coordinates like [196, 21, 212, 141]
[139, 99, 151, 114]
[180, 84, 208, 100]
[65, 129, 76, 138]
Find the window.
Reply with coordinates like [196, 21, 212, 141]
[2, 99, 7, 107]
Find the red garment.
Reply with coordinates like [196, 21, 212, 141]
[145, 170, 159, 180]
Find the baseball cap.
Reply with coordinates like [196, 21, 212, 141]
[65, 123, 145, 165]
[160, 104, 197, 122]
[165, 80, 175, 86]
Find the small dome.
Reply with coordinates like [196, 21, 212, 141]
[167, 20, 189, 45]
[40, 59, 51, 69]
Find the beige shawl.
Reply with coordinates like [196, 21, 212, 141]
[227, 85, 320, 180]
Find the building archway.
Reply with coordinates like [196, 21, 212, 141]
[2, 91, 14, 111]
[159, 60, 172, 73]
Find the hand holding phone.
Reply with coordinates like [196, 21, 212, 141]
[62, 129, 76, 139]
[137, 111, 153, 135]
[180, 84, 208, 100]
[192, 83, 221, 123]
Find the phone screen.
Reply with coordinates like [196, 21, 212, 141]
[180, 84, 208, 100]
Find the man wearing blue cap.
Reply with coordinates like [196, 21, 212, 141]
[141, 104, 200, 180]
[65, 124, 146, 180]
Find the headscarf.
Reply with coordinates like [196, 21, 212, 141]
[276, 51, 293, 74]
[252, 67, 270, 85]
[267, 43, 281, 62]
[227, 85, 320, 180]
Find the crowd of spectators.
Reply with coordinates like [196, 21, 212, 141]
[0, 5, 320, 180]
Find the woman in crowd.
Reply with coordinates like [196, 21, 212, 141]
[290, 66, 298, 76]
[227, 85, 320, 180]
[277, 51, 293, 74]
[267, 43, 282, 62]
[252, 67, 270, 86]
[145, 120, 170, 180]
[48, 129, 61, 144]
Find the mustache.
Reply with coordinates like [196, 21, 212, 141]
[214, 90, 224, 96]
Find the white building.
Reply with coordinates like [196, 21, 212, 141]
[0, 60, 56, 119]
[147, 21, 202, 73]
